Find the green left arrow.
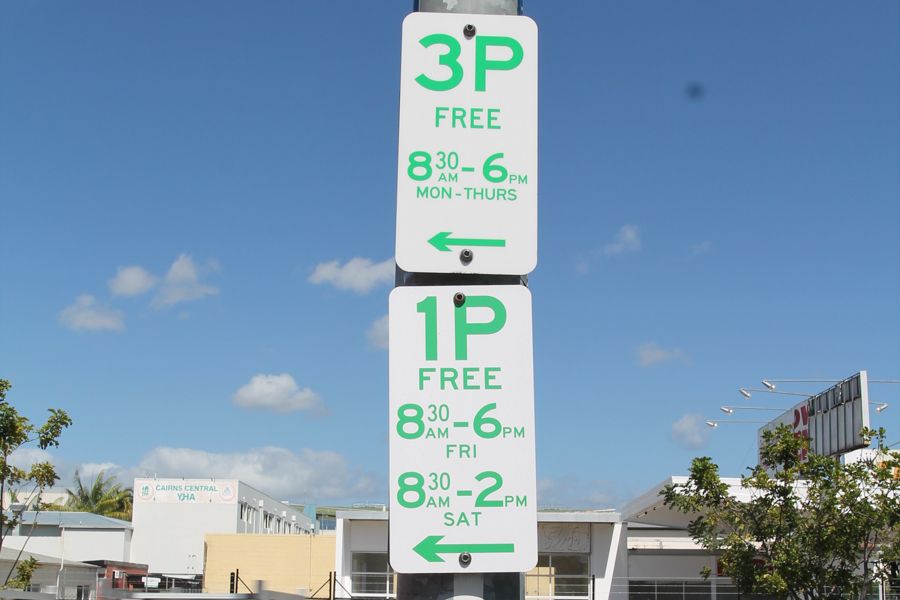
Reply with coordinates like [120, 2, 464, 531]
[413, 535, 515, 563]
[428, 231, 507, 252]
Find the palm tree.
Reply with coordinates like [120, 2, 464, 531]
[64, 471, 133, 521]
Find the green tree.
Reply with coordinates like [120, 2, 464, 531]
[64, 470, 133, 521]
[663, 425, 900, 600]
[0, 378, 72, 584]
[6, 557, 37, 590]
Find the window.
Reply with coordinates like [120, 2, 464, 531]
[484, 573, 520, 600]
[628, 580, 712, 600]
[351, 552, 394, 596]
[76, 585, 91, 600]
[397, 573, 452, 600]
[527, 553, 591, 598]
[715, 583, 738, 600]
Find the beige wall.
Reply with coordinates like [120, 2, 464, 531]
[204, 534, 336, 595]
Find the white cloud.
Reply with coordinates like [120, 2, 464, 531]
[59, 295, 125, 332]
[74, 462, 122, 481]
[576, 225, 642, 273]
[134, 446, 377, 502]
[232, 374, 325, 414]
[9, 447, 55, 470]
[574, 260, 591, 275]
[108, 266, 158, 296]
[637, 342, 691, 367]
[152, 254, 219, 308]
[671, 413, 711, 449]
[690, 241, 712, 256]
[6, 449, 60, 505]
[4, 453, 128, 501]
[309, 257, 394, 294]
[367, 315, 389, 350]
[603, 225, 641, 257]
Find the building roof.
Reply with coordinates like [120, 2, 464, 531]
[620, 476, 760, 528]
[18, 511, 133, 530]
[620, 475, 813, 528]
[538, 510, 620, 524]
[0, 546, 97, 569]
[83, 559, 149, 570]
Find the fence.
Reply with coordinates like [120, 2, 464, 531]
[345, 572, 393, 599]
[95, 575, 900, 600]
[608, 578, 899, 600]
[525, 573, 594, 600]
[609, 578, 730, 600]
[0, 591, 58, 600]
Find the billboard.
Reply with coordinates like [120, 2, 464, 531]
[758, 371, 870, 461]
[808, 371, 870, 457]
[134, 478, 238, 504]
[757, 400, 811, 463]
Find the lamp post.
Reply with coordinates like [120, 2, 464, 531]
[706, 419, 768, 428]
[720, 406, 787, 415]
[726, 401, 887, 413]
[760, 379, 900, 388]
[739, 388, 813, 399]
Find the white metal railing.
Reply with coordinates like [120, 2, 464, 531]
[0, 592, 58, 600]
[609, 577, 728, 600]
[348, 572, 395, 599]
[607, 578, 899, 600]
[525, 574, 593, 600]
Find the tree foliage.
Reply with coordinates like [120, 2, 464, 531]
[0, 379, 72, 552]
[64, 470, 133, 521]
[0, 379, 72, 589]
[6, 557, 38, 590]
[663, 425, 900, 600]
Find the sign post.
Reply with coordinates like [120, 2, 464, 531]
[390, 2, 540, 597]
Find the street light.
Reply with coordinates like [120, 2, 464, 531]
[720, 406, 787, 414]
[762, 378, 900, 384]
[739, 388, 813, 399]
[723, 402, 886, 416]
[761, 380, 777, 390]
[706, 419, 768, 428]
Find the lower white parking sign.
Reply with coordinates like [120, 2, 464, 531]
[388, 285, 537, 573]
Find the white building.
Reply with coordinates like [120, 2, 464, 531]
[334, 510, 627, 600]
[4, 512, 133, 564]
[2, 489, 68, 511]
[616, 477, 753, 600]
[331, 478, 762, 600]
[130, 478, 315, 577]
[0, 546, 100, 599]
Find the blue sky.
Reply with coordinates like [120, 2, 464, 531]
[1, 0, 898, 508]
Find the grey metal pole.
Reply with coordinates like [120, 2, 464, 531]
[414, 0, 522, 15]
[393, 3, 531, 600]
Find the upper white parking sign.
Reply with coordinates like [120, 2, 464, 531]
[395, 12, 538, 275]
